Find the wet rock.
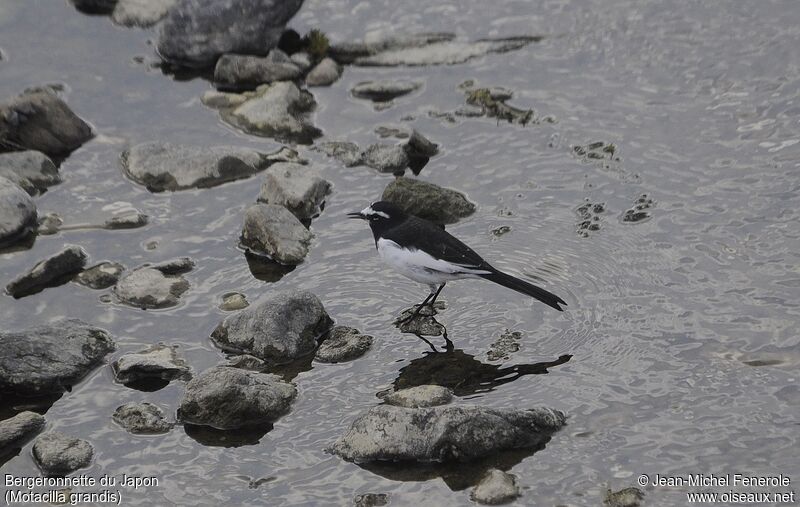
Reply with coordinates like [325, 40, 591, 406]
[214, 54, 303, 90]
[575, 200, 604, 237]
[305, 57, 341, 87]
[0, 411, 46, 451]
[257, 162, 332, 220]
[0, 90, 93, 156]
[112, 0, 176, 27]
[0, 150, 60, 195]
[487, 330, 522, 362]
[74, 261, 125, 289]
[112, 402, 173, 434]
[405, 129, 439, 158]
[37, 212, 63, 235]
[112, 343, 191, 384]
[70, 0, 118, 14]
[466, 88, 533, 125]
[382, 385, 453, 408]
[382, 177, 476, 224]
[0, 176, 37, 246]
[211, 82, 322, 144]
[240, 203, 312, 265]
[312, 141, 363, 167]
[354, 493, 389, 507]
[225, 354, 266, 371]
[211, 290, 333, 362]
[330, 33, 456, 64]
[604, 487, 645, 507]
[394, 301, 446, 336]
[363, 144, 410, 174]
[572, 141, 618, 162]
[351, 80, 421, 102]
[104, 210, 149, 229]
[0, 320, 115, 395]
[491, 225, 511, 237]
[353, 36, 541, 67]
[621, 194, 654, 224]
[121, 141, 299, 192]
[329, 405, 566, 462]
[33, 432, 93, 476]
[178, 366, 297, 429]
[220, 292, 249, 311]
[6, 245, 88, 298]
[113, 267, 190, 309]
[149, 256, 195, 274]
[315, 326, 373, 363]
[200, 90, 249, 109]
[471, 469, 520, 505]
[156, 0, 304, 67]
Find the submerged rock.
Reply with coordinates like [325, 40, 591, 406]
[112, 402, 173, 434]
[471, 469, 521, 505]
[257, 162, 331, 220]
[0, 176, 37, 246]
[6, 245, 88, 298]
[354, 36, 541, 67]
[329, 33, 456, 64]
[112, 0, 176, 27]
[466, 88, 533, 125]
[363, 144, 410, 174]
[0, 411, 46, 451]
[214, 53, 303, 90]
[353, 493, 389, 507]
[382, 385, 453, 408]
[74, 261, 125, 289]
[351, 80, 421, 102]
[112, 343, 191, 384]
[382, 177, 476, 224]
[220, 292, 249, 311]
[178, 366, 297, 430]
[305, 57, 341, 87]
[33, 432, 93, 476]
[157, 0, 304, 67]
[113, 266, 190, 309]
[211, 290, 332, 362]
[604, 487, 645, 507]
[394, 301, 446, 336]
[0, 319, 115, 395]
[0, 150, 60, 195]
[315, 326, 373, 363]
[240, 203, 312, 265]
[149, 256, 195, 274]
[330, 405, 565, 462]
[104, 210, 149, 229]
[0, 90, 93, 156]
[121, 141, 299, 192]
[312, 141, 363, 167]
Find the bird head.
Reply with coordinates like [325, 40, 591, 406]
[347, 201, 408, 230]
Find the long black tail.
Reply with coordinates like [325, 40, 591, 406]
[480, 269, 567, 311]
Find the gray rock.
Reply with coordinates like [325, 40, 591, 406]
[104, 210, 149, 229]
[312, 141, 363, 167]
[290, 51, 312, 72]
[211, 290, 332, 362]
[471, 469, 521, 505]
[178, 366, 297, 429]
[383, 385, 453, 408]
[351, 80, 421, 102]
[382, 178, 476, 224]
[112, 402, 173, 434]
[37, 212, 63, 235]
[0, 319, 115, 395]
[354, 493, 389, 507]
[405, 129, 439, 157]
[306, 57, 342, 87]
[214, 54, 303, 90]
[363, 144, 410, 173]
[112, 343, 191, 384]
[330, 33, 456, 64]
[0, 176, 37, 245]
[329, 405, 565, 462]
[0, 411, 46, 450]
[74, 261, 125, 289]
[225, 354, 266, 371]
[354, 36, 540, 67]
[0, 150, 60, 195]
[70, 0, 118, 14]
[0, 90, 93, 156]
[149, 256, 195, 274]
[6, 245, 88, 298]
[200, 90, 249, 109]
[156, 0, 303, 67]
[604, 487, 645, 507]
[240, 203, 312, 265]
[121, 141, 298, 192]
[315, 326, 372, 363]
[32, 432, 93, 476]
[257, 162, 331, 220]
[113, 267, 190, 309]
[220, 292, 249, 311]
[111, 0, 176, 27]
[487, 330, 522, 361]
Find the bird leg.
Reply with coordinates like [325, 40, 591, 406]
[398, 284, 446, 324]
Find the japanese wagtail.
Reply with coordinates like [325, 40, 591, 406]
[348, 201, 567, 319]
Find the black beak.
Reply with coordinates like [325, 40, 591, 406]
[347, 212, 364, 220]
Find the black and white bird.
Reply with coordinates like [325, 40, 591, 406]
[348, 201, 566, 319]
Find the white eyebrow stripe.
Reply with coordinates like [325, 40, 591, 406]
[361, 206, 389, 219]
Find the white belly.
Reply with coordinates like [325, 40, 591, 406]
[376, 238, 489, 286]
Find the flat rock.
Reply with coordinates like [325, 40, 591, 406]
[0, 90, 93, 156]
[0, 411, 46, 451]
[257, 162, 331, 220]
[382, 177, 476, 224]
[351, 80, 421, 102]
[6, 245, 88, 298]
[32, 432, 93, 476]
[305, 57, 342, 87]
[330, 33, 456, 64]
[471, 469, 521, 505]
[113, 267, 190, 309]
[121, 141, 299, 192]
[104, 210, 149, 229]
[312, 141, 363, 167]
[149, 256, 195, 274]
[112, 343, 191, 384]
[211, 290, 332, 362]
[329, 405, 565, 462]
[220, 292, 249, 311]
[354, 36, 540, 67]
[0, 176, 37, 246]
[382, 385, 453, 408]
[112, 402, 173, 434]
[363, 144, 410, 173]
[74, 261, 125, 289]
[178, 366, 297, 430]
[315, 326, 372, 363]
[112, 0, 176, 27]
[240, 203, 312, 264]
[0, 319, 115, 395]
[156, 0, 304, 67]
[214, 53, 303, 90]
[0, 150, 60, 195]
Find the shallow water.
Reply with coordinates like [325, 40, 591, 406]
[1, 0, 799, 505]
